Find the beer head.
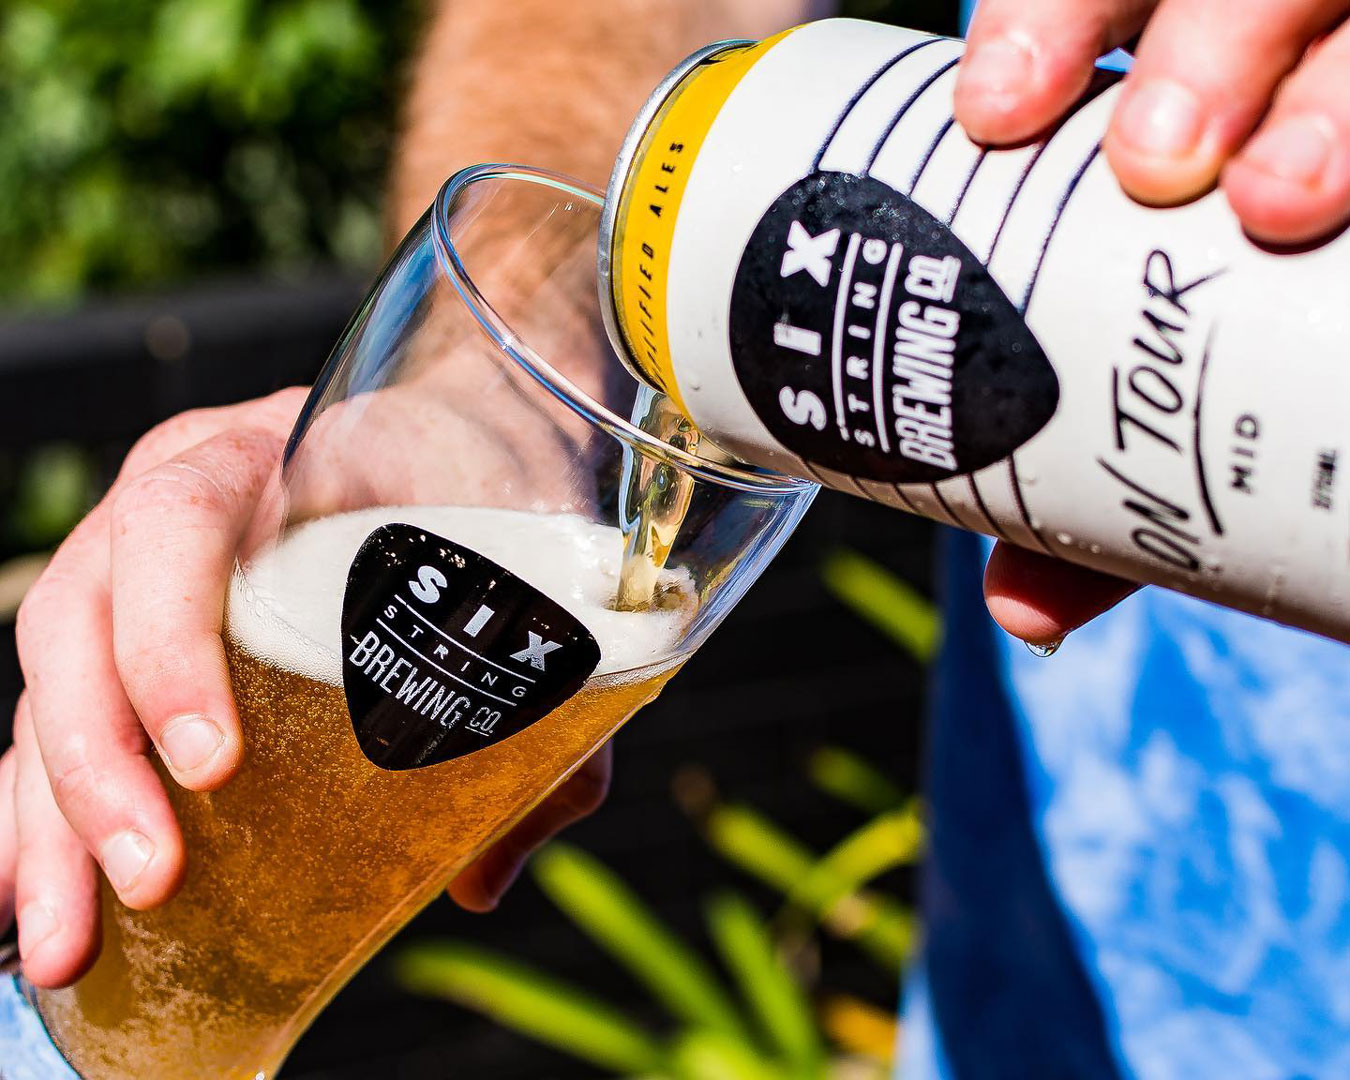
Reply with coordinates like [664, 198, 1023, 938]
[227, 505, 695, 686]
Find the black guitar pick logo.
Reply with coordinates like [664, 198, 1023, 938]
[341, 523, 600, 771]
[728, 171, 1059, 484]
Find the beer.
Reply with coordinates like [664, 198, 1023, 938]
[36, 506, 689, 1079]
[600, 19, 1350, 640]
[617, 387, 706, 611]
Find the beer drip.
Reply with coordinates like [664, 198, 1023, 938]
[615, 387, 703, 612]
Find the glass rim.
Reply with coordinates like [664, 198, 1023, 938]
[432, 163, 817, 497]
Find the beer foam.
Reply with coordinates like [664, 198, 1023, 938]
[227, 505, 693, 685]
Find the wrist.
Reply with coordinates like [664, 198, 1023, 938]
[388, 0, 838, 241]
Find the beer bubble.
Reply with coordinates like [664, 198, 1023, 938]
[1056, 532, 1073, 547]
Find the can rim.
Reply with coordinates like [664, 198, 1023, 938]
[596, 39, 754, 388]
[432, 164, 817, 497]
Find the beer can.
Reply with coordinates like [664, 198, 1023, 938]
[597, 18, 1350, 641]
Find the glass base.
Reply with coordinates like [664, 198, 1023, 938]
[0, 948, 82, 1079]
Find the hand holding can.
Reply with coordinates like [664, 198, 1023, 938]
[600, 19, 1350, 643]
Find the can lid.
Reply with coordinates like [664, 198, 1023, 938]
[597, 39, 753, 391]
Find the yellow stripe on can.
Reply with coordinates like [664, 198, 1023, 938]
[609, 29, 796, 414]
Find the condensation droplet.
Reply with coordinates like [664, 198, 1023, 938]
[1026, 639, 1062, 658]
[1020, 470, 1038, 485]
[1089, 543, 1102, 555]
[1056, 532, 1073, 547]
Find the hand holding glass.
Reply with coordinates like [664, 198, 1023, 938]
[24, 166, 815, 1079]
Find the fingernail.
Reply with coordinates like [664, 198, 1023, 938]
[960, 37, 1036, 105]
[1241, 115, 1335, 188]
[1114, 79, 1206, 159]
[160, 714, 224, 774]
[102, 830, 154, 893]
[18, 901, 59, 958]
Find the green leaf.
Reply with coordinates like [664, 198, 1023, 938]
[395, 942, 664, 1075]
[533, 844, 750, 1041]
[705, 892, 823, 1074]
[706, 805, 815, 893]
[821, 549, 940, 662]
[669, 1029, 789, 1080]
[807, 746, 907, 815]
[788, 806, 924, 915]
[706, 805, 916, 972]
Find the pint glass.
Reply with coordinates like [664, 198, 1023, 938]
[13, 166, 817, 1078]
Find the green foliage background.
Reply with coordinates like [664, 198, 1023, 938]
[0, 0, 421, 307]
[0, 0, 949, 309]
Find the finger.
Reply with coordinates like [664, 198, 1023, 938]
[12, 697, 100, 988]
[117, 387, 308, 486]
[447, 745, 612, 913]
[957, 0, 1156, 145]
[17, 519, 186, 911]
[1105, 0, 1349, 205]
[111, 428, 283, 791]
[0, 749, 17, 932]
[983, 542, 1139, 645]
[1223, 22, 1350, 243]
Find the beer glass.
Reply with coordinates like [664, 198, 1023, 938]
[9, 165, 817, 1078]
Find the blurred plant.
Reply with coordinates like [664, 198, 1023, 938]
[398, 754, 924, 1079]
[0, 0, 419, 306]
[701, 797, 923, 974]
[0, 444, 98, 555]
[398, 553, 935, 1076]
[821, 548, 940, 664]
[0, 0, 958, 308]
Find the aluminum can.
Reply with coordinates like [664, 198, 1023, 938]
[598, 17, 1350, 641]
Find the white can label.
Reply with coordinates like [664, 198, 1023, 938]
[663, 20, 1350, 636]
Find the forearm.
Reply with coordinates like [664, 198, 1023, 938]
[389, 0, 825, 238]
